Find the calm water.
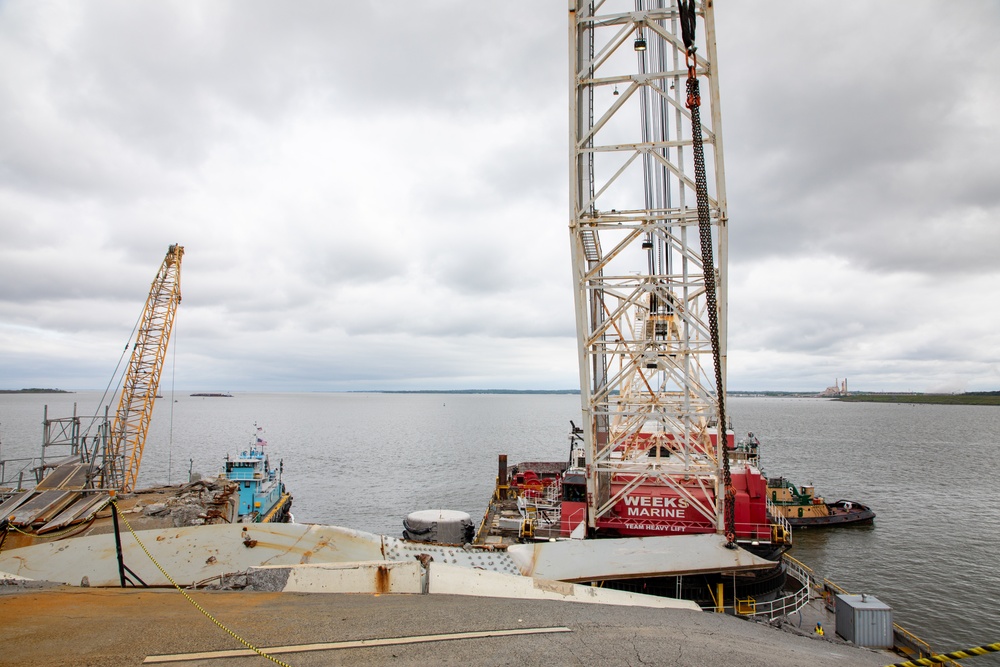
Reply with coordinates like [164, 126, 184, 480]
[2, 392, 998, 658]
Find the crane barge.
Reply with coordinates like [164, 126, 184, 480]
[474, 0, 794, 606]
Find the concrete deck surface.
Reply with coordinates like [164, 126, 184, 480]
[0, 585, 894, 667]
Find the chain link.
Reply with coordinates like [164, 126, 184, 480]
[686, 66, 736, 548]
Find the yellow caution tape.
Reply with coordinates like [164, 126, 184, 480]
[886, 641, 1000, 666]
[110, 499, 294, 667]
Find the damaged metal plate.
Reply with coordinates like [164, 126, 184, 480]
[0, 491, 36, 521]
[8, 490, 78, 526]
[0, 522, 386, 587]
[36, 494, 110, 534]
[36, 463, 90, 490]
[506, 533, 777, 582]
[0, 521, 776, 592]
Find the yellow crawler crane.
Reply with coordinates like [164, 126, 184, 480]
[105, 244, 184, 493]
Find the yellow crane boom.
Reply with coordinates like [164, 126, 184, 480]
[106, 244, 184, 492]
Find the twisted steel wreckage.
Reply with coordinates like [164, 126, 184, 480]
[2, 1, 805, 616]
[0, 245, 291, 556]
[0, 245, 188, 547]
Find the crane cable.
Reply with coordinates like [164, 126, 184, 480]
[678, 0, 736, 548]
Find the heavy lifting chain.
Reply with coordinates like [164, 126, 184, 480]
[678, 0, 736, 548]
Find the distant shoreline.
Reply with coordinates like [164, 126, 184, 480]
[730, 390, 1000, 406]
[0, 388, 72, 394]
[3, 388, 996, 405]
[833, 393, 1000, 406]
[370, 389, 581, 395]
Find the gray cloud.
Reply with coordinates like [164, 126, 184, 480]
[722, 1, 1000, 276]
[1, 1, 998, 393]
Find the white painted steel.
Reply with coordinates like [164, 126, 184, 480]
[0, 522, 386, 587]
[0, 524, 770, 591]
[0, 523, 523, 587]
[254, 560, 425, 594]
[244, 560, 701, 610]
[568, 1, 729, 528]
[507, 533, 774, 582]
[426, 562, 701, 609]
[382, 535, 522, 576]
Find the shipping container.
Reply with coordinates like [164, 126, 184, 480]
[835, 593, 893, 648]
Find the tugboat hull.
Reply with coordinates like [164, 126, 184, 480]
[785, 500, 875, 528]
[767, 476, 876, 528]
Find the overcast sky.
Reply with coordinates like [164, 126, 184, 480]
[1, 1, 997, 394]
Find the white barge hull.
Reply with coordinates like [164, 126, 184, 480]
[0, 522, 775, 589]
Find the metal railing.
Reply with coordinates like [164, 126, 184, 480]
[473, 476, 503, 543]
[0, 456, 39, 494]
[705, 556, 811, 619]
[785, 556, 960, 666]
[766, 498, 793, 543]
[735, 556, 811, 620]
[892, 623, 940, 664]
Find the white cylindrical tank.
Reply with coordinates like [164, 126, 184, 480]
[402, 509, 474, 544]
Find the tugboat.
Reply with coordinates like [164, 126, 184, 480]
[766, 477, 875, 527]
[224, 426, 292, 523]
[736, 433, 875, 528]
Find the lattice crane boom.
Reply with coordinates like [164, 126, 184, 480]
[106, 244, 184, 493]
[569, 0, 729, 531]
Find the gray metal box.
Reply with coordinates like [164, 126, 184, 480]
[835, 594, 893, 648]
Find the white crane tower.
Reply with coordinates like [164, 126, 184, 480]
[568, 0, 731, 533]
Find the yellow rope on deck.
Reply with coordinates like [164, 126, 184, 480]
[885, 641, 1000, 666]
[4, 520, 33, 537]
[109, 498, 294, 667]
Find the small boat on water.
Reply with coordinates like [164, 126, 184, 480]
[734, 433, 875, 528]
[225, 426, 292, 523]
[766, 477, 875, 527]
